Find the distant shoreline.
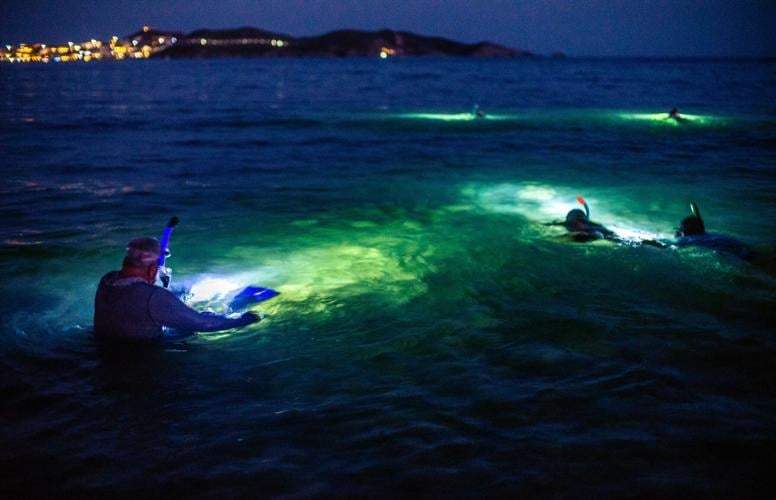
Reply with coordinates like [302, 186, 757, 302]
[0, 26, 529, 63]
[3, 25, 773, 63]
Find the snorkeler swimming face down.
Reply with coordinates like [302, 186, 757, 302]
[562, 197, 593, 231]
[564, 208, 589, 230]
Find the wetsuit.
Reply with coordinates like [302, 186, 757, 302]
[556, 209, 617, 242]
[673, 233, 752, 260]
[94, 271, 253, 341]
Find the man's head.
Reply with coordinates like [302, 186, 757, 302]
[676, 202, 705, 237]
[122, 237, 162, 284]
[677, 216, 705, 237]
[564, 208, 588, 230]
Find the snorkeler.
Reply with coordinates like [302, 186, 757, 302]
[668, 107, 686, 123]
[94, 237, 259, 342]
[670, 202, 752, 260]
[472, 104, 486, 118]
[548, 197, 618, 242]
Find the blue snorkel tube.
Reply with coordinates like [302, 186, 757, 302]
[158, 216, 179, 288]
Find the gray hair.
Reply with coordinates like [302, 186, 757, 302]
[123, 237, 161, 268]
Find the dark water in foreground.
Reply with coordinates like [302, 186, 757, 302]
[1, 59, 776, 497]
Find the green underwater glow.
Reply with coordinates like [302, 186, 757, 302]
[391, 110, 727, 128]
[395, 112, 526, 122]
[184, 215, 449, 331]
[398, 112, 487, 122]
[616, 112, 722, 126]
[462, 181, 667, 241]
[186, 178, 691, 340]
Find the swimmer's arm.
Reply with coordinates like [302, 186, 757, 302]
[148, 288, 259, 332]
[640, 239, 668, 248]
[609, 235, 668, 248]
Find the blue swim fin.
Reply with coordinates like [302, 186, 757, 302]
[229, 286, 279, 309]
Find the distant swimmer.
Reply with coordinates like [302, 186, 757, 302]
[94, 236, 259, 342]
[671, 202, 753, 260]
[668, 107, 687, 123]
[472, 104, 486, 118]
[547, 196, 617, 242]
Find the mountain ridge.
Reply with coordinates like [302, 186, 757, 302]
[142, 26, 530, 58]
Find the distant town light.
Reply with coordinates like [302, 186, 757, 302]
[158, 37, 165, 44]
[143, 26, 149, 32]
[132, 40, 139, 46]
[6, 45, 12, 51]
[171, 37, 178, 43]
[380, 47, 396, 58]
[277, 40, 285, 47]
[271, 39, 277, 46]
[41, 44, 46, 49]
[200, 38, 208, 46]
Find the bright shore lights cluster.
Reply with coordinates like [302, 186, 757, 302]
[0, 25, 289, 63]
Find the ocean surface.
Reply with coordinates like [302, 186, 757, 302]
[1, 58, 775, 497]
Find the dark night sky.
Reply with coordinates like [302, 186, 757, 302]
[1, 0, 774, 57]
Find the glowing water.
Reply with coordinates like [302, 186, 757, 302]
[617, 111, 723, 126]
[392, 109, 730, 128]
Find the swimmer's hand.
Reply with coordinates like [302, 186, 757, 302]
[237, 312, 261, 326]
[640, 239, 668, 249]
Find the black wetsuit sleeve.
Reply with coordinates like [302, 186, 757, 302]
[147, 287, 251, 332]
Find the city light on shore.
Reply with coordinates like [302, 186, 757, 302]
[0, 26, 289, 63]
[1, 26, 171, 63]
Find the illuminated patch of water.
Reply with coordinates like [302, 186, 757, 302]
[463, 181, 666, 243]
[616, 112, 723, 126]
[180, 220, 442, 332]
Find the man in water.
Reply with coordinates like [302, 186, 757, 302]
[672, 202, 752, 260]
[548, 197, 617, 242]
[94, 237, 259, 342]
[472, 104, 486, 118]
[668, 107, 686, 123]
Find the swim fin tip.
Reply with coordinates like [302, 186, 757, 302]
[229, 286, 279, 309]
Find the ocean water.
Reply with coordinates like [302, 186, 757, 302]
[1, 58, 775, 497]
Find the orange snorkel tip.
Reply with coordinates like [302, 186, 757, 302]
[576, 196, 586, 205]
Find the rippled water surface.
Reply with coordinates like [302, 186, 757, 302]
[1, 58, 776, 497]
